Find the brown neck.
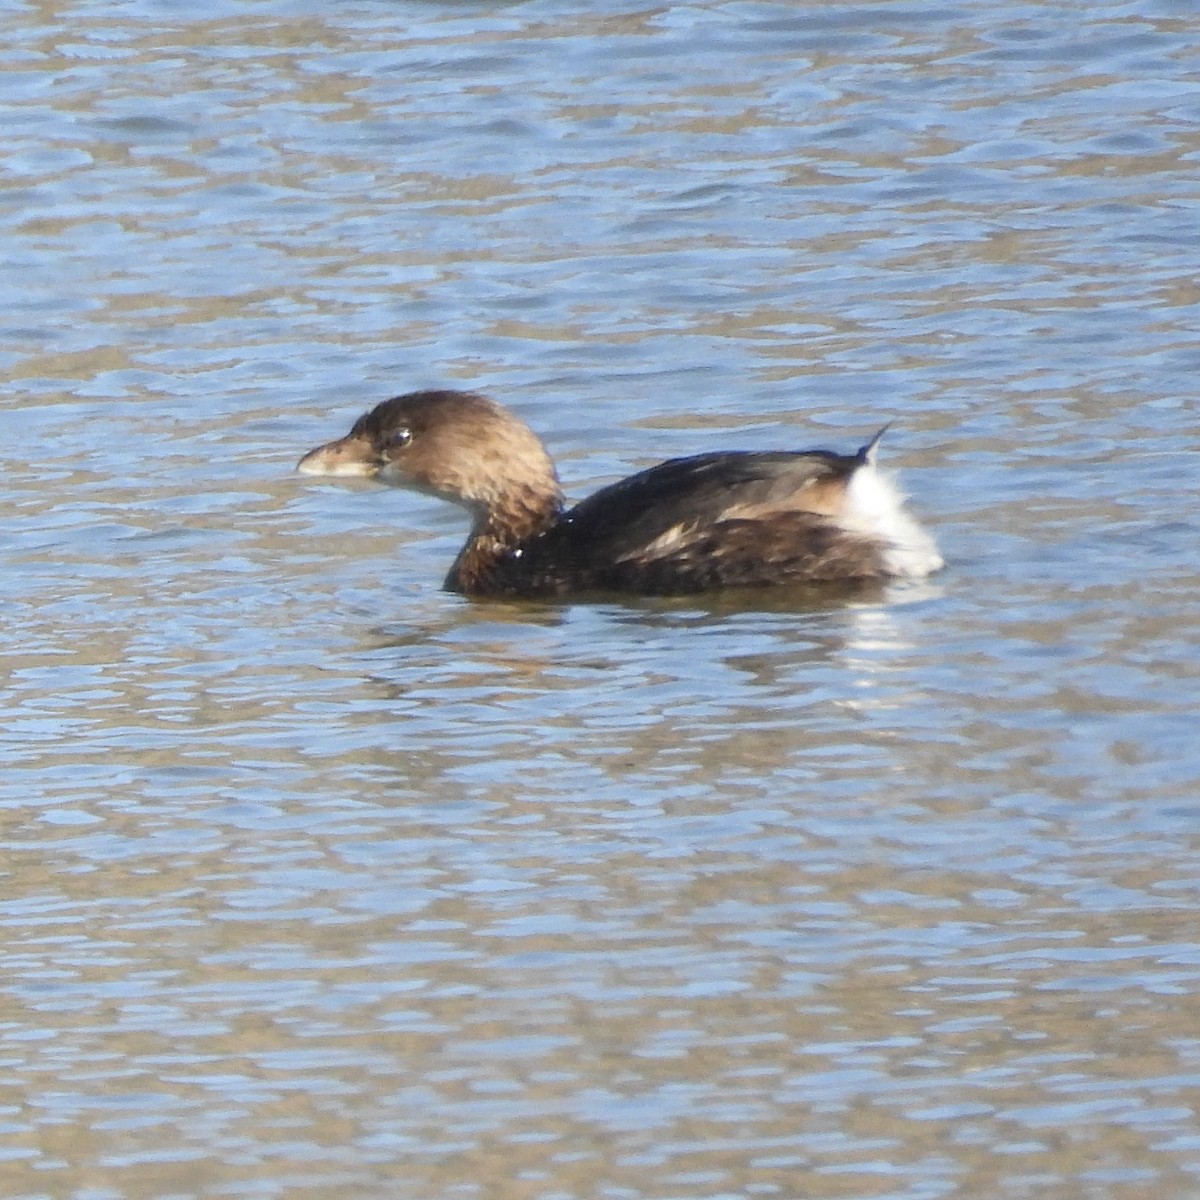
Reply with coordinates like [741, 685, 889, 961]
[445, 488, 562, 594]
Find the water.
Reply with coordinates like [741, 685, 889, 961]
[3, 1, 1199, 1197]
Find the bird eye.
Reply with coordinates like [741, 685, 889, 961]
[386, 427, 413, 451]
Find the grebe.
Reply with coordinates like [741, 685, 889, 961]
[297, 389, 943, 597]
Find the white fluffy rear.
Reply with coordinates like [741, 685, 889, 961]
[844, 463, 944, 578]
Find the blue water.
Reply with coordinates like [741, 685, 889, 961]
[2, 1, 1199, 1197]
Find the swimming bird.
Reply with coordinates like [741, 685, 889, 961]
[297, 389, 943, 597]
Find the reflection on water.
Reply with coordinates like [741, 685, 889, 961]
[3, 1, 1200, 1196]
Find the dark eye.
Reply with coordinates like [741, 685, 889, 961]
[385, 427, 413, 451]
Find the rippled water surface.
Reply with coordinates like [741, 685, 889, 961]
[3, 1, 1199, 1196]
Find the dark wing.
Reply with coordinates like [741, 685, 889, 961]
[565, 450, 846, 546]
[491, 449, 884, 595]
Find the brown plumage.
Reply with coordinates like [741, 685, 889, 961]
[297, 389, 943, 598]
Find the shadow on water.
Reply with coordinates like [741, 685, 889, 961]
[331, 572, 950, 817]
